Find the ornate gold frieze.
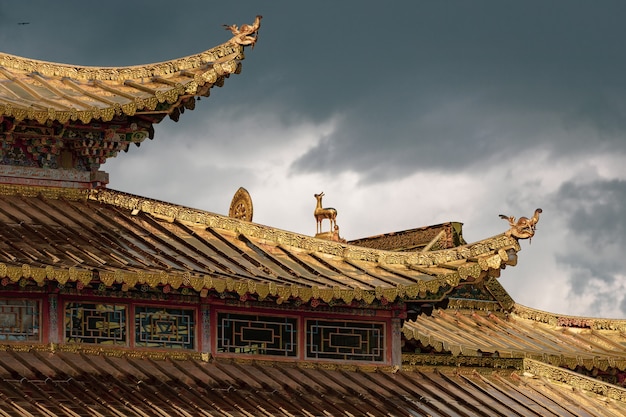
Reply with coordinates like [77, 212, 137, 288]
[0, 44, 242, 82]
[513, 304, 626, 331]
[523, 358, 626, 403]
[402, 353, 524, 370]
[485, 277, 515, 310]
[0, 260, 494, 307]
[0, 183, 89, 200]
[0, 342, 204, 362]
[446, 298, 504, 312]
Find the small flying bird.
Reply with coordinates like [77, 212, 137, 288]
[17, 22, 30, 25]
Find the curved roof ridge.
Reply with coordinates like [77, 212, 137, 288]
[90, 187, 520, 269]
[513, 303, 626, 330]
[0, 42, 242, 81]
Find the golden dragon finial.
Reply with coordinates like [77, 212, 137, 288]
[499, 208, 542, 241]
[224, 15, 262, 48]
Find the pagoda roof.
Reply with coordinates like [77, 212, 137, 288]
[0, 186, 521, 306]
[0, 34, 246, 125]
[0, 347, 623, 416]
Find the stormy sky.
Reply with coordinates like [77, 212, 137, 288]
[3, 1, 626, 318]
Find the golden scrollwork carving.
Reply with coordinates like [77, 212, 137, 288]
[0, 43, 240, 81]
[513, 303, 626, 332]
[484, 278, 515, 310]
[523, 358, 626, 402]
[0, 184, 89, 200]
[402, 353, 524, 370]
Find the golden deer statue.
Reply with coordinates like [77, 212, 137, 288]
[314, 192, 337, 235]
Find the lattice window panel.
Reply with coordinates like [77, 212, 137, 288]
[135, 305, 195, 350]
[306, 319, 385, 362]
[0, 299, 40, 342]
[217, 312, 297, 357]
[65, 303, 127, 345]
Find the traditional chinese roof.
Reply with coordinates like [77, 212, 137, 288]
[0, 186, 521, 306]
[0, 347, 624, 416]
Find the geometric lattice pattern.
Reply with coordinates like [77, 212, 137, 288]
[135, 306, 195, 350]
[306, 319, 385, 362]
[217, 312, 297, 357]
[0, 298, 40, 342]
[65, 303, 127, 345]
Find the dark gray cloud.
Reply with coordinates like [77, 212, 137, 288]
[245, 1, 626, 182]
[556, 179, 626, 248]
[552, 179, 626, 314]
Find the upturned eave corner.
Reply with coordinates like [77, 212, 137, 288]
[0, 15, 262, 127]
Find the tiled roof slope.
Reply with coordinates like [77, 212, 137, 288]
[403, 307, 626, 372]
[0, 38, 244, 125]
[0, 187, 521, 305]
[0, 348, 624, 416]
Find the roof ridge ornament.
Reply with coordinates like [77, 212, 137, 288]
[314, 192, 345, 242]
[224, 15, 262, 48]
[499, 208, 542, 242]
[229, 187, 253, 222]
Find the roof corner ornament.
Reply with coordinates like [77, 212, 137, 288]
[314, 192, 344, 242]
[224, 15, 262, 48]
[499, 208, 542, 241]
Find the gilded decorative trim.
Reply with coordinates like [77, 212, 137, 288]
[0, 253, 505, 308]
[485, 277, 515, 310]
[0, 342, 205, 362]
[216, 356, 398, 373]
[0, 342, 404, 371]
[0, 43, 242, 81]
[0, 183, 89, 200]
[513, 304, 626, 331]
[524, 358, 626, 403]
[446, 298, 504, 312]
[402, 353, 523, 370]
